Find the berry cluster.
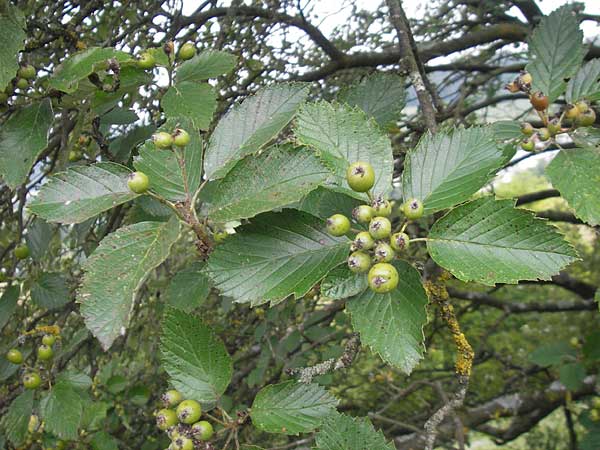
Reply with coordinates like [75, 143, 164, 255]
[156, 390, 214, 450]
[136, 41, 196, 70]
[0, 63, 36, 105]
[505, 71, 597, 151]
[5, 332, 59, 390]
[325, 162, 424, 294]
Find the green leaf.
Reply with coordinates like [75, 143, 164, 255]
[297, 187, 362, 220]
[529, 342, 576, 367]
[31, 272, 70, 310]
[90, 431, 119, 450]
[41, 382, 83, 440]
[314, 413, 395, 450]
[81, 402, 109, 431]
[338, 73, 405, 127]
[204, 83, 309, 179]
[566, 59, 600, 103]
[165, 262, 212, 312]
[25, 218, 54, 261]
[571, 127, 600, 148]
[56, 371, 93, 391]
[546, 148, 600, 226]
[207, 145, 329, 222]
[0, 99, 53, 189]
[346, 260, 427, 373]
[176, 50, 237, 82]
[583, 331, 600, 360]
[79, 218, 180, 350]
[250, 381, 338, 435]
[0, 285, 19, 331]
[179, 118, 204, 195]
[133, 143, 186, 201]
[402, 127, 504, 213]
[295, 101, 393, 197]
[526, 5, 586, 102]
[161, 81, 216, 130]
[160, 308, 233, 404]
[491, 120, 522, 142]
[206, 210, 349, 305]
[108, 124, 155, 163]
[49, 47, 134, 94]
[0, 390, 33, 446]
[427, 197, 578, 285]
[28, 162, 138, 224]
[100, 107, 138, 126]
[581, 428, 600, 450]
[559, 362, 586, 390]
[0, 3, 26, 90]
[320, 266, 368, 300]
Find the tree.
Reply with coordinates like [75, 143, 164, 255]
[0, 0, 599, 449]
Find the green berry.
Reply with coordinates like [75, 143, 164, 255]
[520, 138, 535, 152]
[14, 244, 30, 260]
[564, 104, 581, 121]
[137, 51, 156, 69]
[68, 149, 83, 162]
[368, 217, 392, 239]
[373, 242, 394, 263]
[42, 334, 56, 346]
[28, 414, 40, 433]
[16, 78, 28, 90]
[18, 64, 36, 80]
[156, 409, 178, 430]
[575, 101, 589, 113]
[191, 420, 214, 440]
[371, 196, 392, 217]
[347, 251, 371, 273]
[161, 390, 184, 408]
[6, 348, 23, 364]
[548, 118, 561, 136]
[346, 161, 375, 192]
[23, 372, 42, 389]
[520, 122, 534, 136]
[128, 172, 149, 194]
[176, 399, 202, 424]
[390, 232, 410, 252]
[368, 263, 399, 294]
[37, 344, 53, 361]
[172, 128, 191, 147]
[577, 109, 596, 127]
[152, 131, 174, 149]
[402, 199, 424, 220]
[352, 205, 375, 224]
[172, 437, 194, 450]
[537, 127, 550, 141]
[178, 42, 196, 61]
[55, 441, 66, 450]
[326, 214, 351, 236]
[353, 231, 375, 250]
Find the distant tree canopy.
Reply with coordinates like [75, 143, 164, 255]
[0, 1, 600, 450]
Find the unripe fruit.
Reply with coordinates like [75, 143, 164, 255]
[373, 242, 394, 263]
[156, 409, 178, 430]
[371, 196, 392, 217]
[346, 161, 375, 192]
[6, 348, 23, 364]
[402, 199, 424, 220]
[37, 344, 53, 361]
[137, 51, 156, 69]
[176, 399, 202, 424]
[368, 217, 392, 239]
[547, 118, 561, 136]
[172, 437, 194, 450]
[537, 127, 550, 142]
[28, 414, 40, 433]
[161, 390, 184, 408]
[352, 205, 375, 224]
[518, 71, 532, 86]
[191, 420, 214, 440]
[530, 91, 549, 111]
[390, 232, 410, 252]
[347, 251, 371, 273]
[172, 128, 191, 147]
[16, 78, 29, 90]
[520, 122, 534, 136]
[368, 263, 399, 293]
[55, 441, 65, 450]
[576, 101, 589, 113]
[152, 131, 174, 149]
[564, 104, 581, 120]
[520, 138, 535, 152]
[68, 150, 82, 162]
[179, 42, 196, 61]
[577, 109, 596, 127]
[42, 334, 56, 346]
[18, 64, 36, 80]
[128, 172, 150, 194]
[14, 244, 30, 260]
[591, 409, 600, 422]
[23, 372, 42, 389]
[326, 214, 351, 236]
[353, 231, 375, 250]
